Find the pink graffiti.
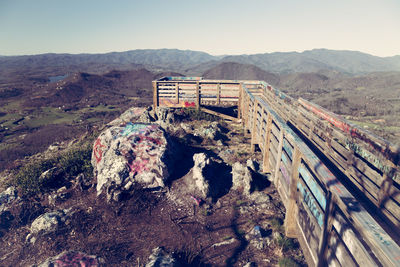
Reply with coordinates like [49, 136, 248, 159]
[55, 251, 98, 267]
[191, 195, 203, 206]
[299, 99, 351, 133]
[184, 101, 196, 107]
[93, 138, 106, 163]
[137, 136, 163, 145]
[127, 158, 149, 175]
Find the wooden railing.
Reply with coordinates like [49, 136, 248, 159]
[154, 77, 400, 266]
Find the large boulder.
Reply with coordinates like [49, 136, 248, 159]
[92, 122, 175, 201]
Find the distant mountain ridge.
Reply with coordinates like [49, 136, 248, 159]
[1, 49, 400, 82]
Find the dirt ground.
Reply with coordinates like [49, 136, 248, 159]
[0, 119, 306, 266]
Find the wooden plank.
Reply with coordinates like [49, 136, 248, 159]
[200, 107, 240, 122]
[217, 83, 221, 104]
[251, 100, 259, 152]
[274, 129, 285, 184]
[333, 209, 378, 266]
[262, 114, 273, 173]
[327, 229, 357, 267]
[299, 163, 327, 211]
[297, 177, 325, 228]
[196, 82, 200, 110]
[297, 199, 322, 262]
[175, 83, 179, 103]
[285, 147, 301, 237]
[325, 248, 342, 267]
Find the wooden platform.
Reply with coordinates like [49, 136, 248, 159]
[154, 77, 400, 267]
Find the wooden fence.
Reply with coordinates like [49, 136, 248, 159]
[154, 77, 400, 266]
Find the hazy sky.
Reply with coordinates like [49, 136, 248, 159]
[1, 0, 400, 57]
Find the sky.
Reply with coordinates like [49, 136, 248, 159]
[0, 0, 400, 57]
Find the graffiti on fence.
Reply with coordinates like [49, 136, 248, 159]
[280, 162, 290, 186]
[299, 165, 327, 211]
[158, 98, 196, 108]
[297, 181, 324, 227]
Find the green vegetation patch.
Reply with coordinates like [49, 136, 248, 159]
[9, 143, 93, 197]
[278, 257, 300, 267]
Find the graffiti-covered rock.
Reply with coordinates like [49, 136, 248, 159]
[107, 107, 147, 127]
[92, 122, 175, 201]
[34, 251, 103, 267]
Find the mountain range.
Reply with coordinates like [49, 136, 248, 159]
[1, 49, 400, 82]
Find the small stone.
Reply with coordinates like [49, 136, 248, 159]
[272, 231, 282, 240]
[27, 209, 73, 243]
[0, 186, 19, 212]
[57, 186, 67, 194]
[246, 159, 258, 172]
[145, 247, 177, 267]
[124, 181, 133, 190]
[250, 237, 265, 250]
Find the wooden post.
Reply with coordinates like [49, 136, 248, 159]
[273, 129, 285, 185]
[196, 81, 200, 110]
[378, 168, 395, 208]
[262, 114, 273, 173]
[175, 83, 179, 104]
[237, 83, 242, 119]
[152, 81, 158, 109]
[317, 192, 335, 267]
[250, 100, 259, 153]
[217, 83, 221, 105]
[242, 92, 248, 128]
[284, 147, 301, 238]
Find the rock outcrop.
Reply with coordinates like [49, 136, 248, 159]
[92, 122, 176, 201]
[231, 162, 253, 195]
[192, 153, 212, 199]
[189, 153, 232, 200]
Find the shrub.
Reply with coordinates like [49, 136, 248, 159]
[58, 144, 93, 178]
[277, 236, 296, 251]
[278, 257, 300, 267]
[12, 158, 57, 196]
[10, 144, 93, 197]
[270, 217, 284, 232]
